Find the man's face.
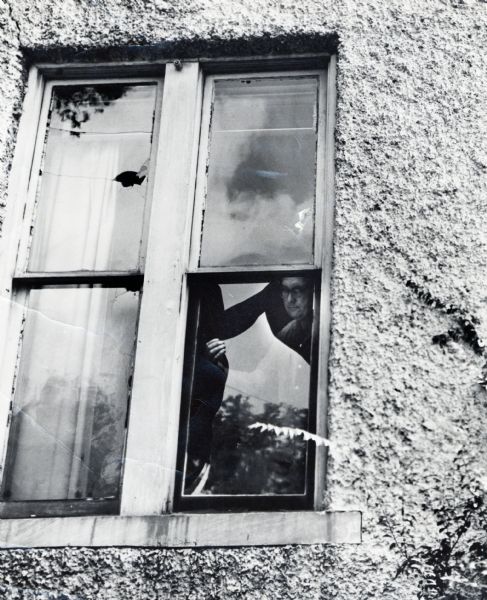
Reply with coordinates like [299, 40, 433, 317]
[280, 277, 311, 320]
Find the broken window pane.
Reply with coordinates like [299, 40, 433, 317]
[179, 278, 314, 497]
[2, 286, 139, 502]
[28, 84, 157, 273]
[199, 77, 319, 267]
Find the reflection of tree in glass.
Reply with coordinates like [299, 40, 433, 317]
[4, 375, 125, 501]
[87, 386, 126, 499]
[53, 85, 128, 136]
[37, 378, 125, 499]
[207, 394, 308, 495]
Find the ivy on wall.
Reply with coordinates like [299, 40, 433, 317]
[381, 449, 487, 600]
[405, 279, 487, 389]
[405, 279, 484, 356]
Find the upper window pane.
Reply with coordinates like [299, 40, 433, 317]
[199, 76, 319, 268]
[28, 83, 157, 273]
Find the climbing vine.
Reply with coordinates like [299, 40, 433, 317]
[381, 449, 487, 599]
[405, 279, 487, 390]
[405, 279, 484, 356]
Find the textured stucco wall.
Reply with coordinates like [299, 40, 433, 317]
[0, 0, 486, 598]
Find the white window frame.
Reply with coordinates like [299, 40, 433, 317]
[0, 55, 361, 547]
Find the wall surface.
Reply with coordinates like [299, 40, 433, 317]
[0, 0, 486, 598]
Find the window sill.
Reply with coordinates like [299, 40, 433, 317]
[0, 510, 361, 548]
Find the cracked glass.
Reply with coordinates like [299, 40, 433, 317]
[2, 286, 139, 502]
[179, 279, 314, 498]
[28, 83, 157, 273]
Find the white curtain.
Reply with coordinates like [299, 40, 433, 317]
[7, 286, 138, 501]
[6, 135, 137, 501]
[29, 134, 121, 272]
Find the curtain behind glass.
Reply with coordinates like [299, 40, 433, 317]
[3, 287, 139, 501]
[28, 84, 156, 272]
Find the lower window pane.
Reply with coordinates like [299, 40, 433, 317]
[179, 277, 316, 499]
[2, 286, 139, 502]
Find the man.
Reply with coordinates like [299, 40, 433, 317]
[205, 276, 313, 364]
[274, 277, 313, 363]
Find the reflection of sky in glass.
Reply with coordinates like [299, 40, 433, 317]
[28, 84, 156, 272]
[200, 77, 319, 267]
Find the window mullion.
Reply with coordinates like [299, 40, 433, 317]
[0, 68, 47, 491]
[120, 62, 203, 516]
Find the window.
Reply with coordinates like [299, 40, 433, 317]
[0, 56, 360, 546]
[0, 78, 162, 518]
[175, 72, 325, 511]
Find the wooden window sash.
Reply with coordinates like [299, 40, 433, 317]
[181, 61, 335, 511]
[174, 269, 321, 512]
[0, 74, 165, 518]
[14, 77, 164, 278]
[120, 63, 204, 515]
[188, 68, 328, 272]
[0, 55, 340, 529]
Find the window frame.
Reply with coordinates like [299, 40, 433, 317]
[175, 67, 330, 510]
[174, 269, 321, 512]
[0, 75, 164, 518]
[188, 68, 328, 272]
[0, 54, 362, 547]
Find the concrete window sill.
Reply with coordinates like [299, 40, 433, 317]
[0, 511, 361, 548]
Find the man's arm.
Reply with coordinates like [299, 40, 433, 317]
[220, 281, 290, 339]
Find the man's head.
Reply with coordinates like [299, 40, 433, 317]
[280, 277, 312, 321]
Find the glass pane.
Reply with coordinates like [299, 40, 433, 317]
[2, 286, 139, 502]
[28, 84, 157, 272]
[199, 77, 319, 267]
[179, 277, 315, 496]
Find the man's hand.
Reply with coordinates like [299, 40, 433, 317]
[206, 338, 226, 362]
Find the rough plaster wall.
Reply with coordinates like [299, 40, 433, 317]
[0, 0, 486, 598]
